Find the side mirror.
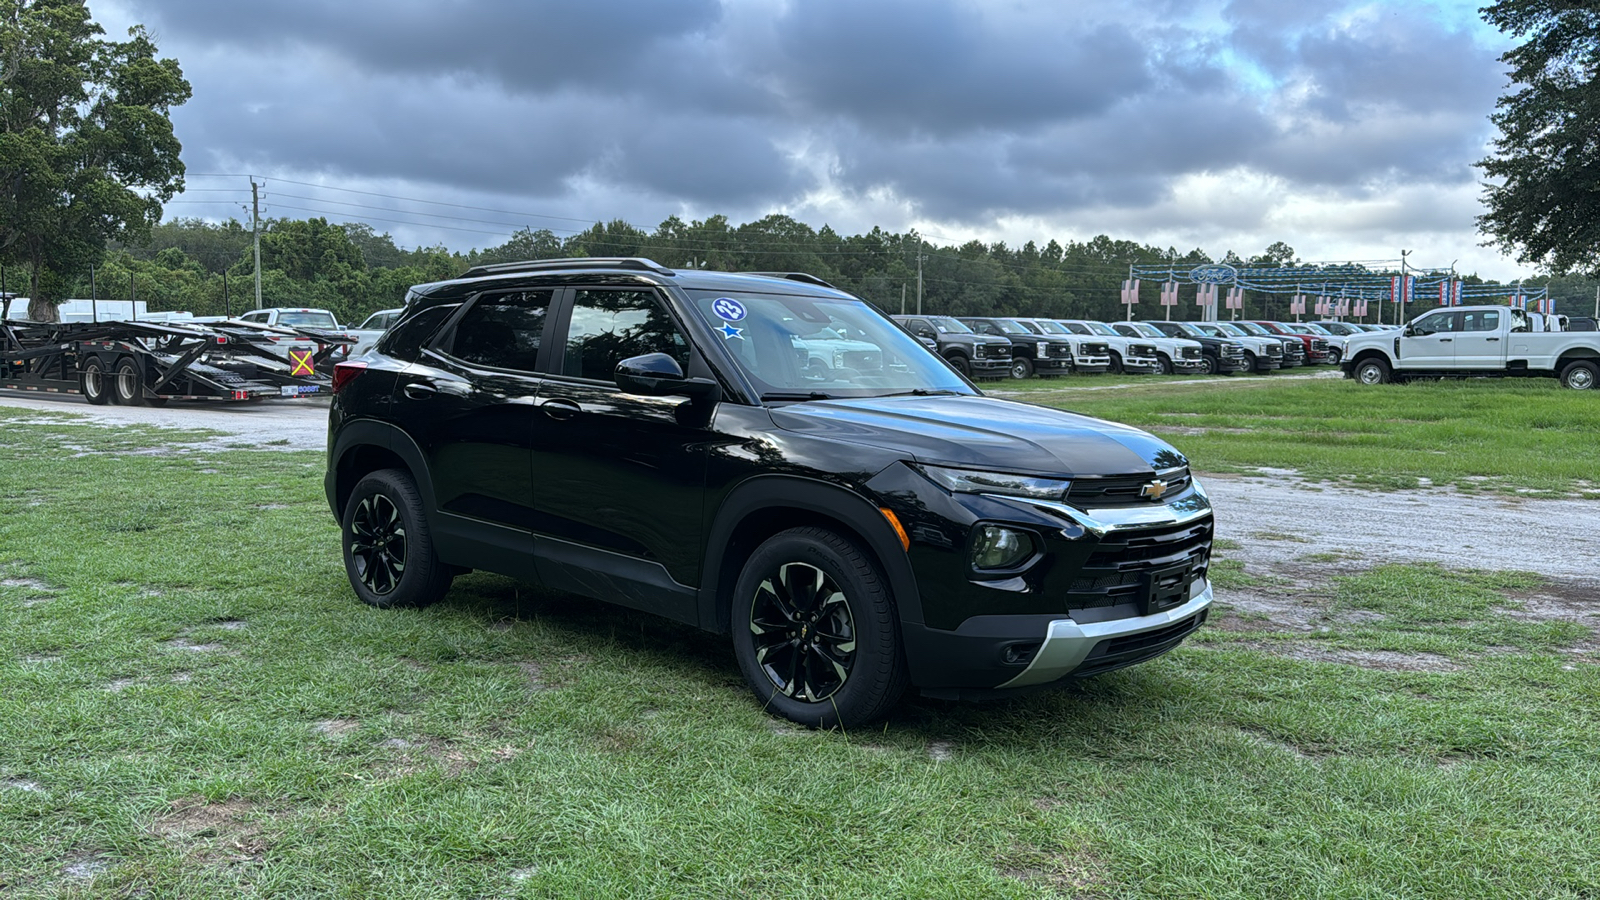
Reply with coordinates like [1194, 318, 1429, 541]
[1403, 326, 1417, 337]
[615, 353, 720, 402]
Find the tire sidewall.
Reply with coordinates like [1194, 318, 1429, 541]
[1009, 358, 1032, 379]
[114, 357, 144, 406]
[1356, 359, 1388, 385]
[1561, 360, 1597, 390]
[730, 529, 901, 729]
[946, 354, 971, 377]
[81, 357, 111, 405]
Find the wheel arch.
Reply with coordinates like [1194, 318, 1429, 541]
[327, 420, 438, 522]
[1348, 348, 1393, 370]
[699, 475, 923, 635]
[1556, 348, 1600, 367]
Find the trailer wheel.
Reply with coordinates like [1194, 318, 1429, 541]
[80, 358, 112, 405]
[342, 468, 453, 609]
[113, 357, 146, 406]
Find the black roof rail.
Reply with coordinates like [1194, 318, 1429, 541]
[461, 257, 677, 279]
[741, 271, 839, 290]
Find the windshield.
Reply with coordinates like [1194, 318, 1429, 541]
[687, 291, 974, 400]
[278, 311, 338, 329]
[1081, 322, 1119, 336]
[929, 316, 973, 334]
[994, 319, 1029, 335]
[1031, 319, 1069, 334]
[1126, 322, 1164, 338]
[360, 311, 398, 330]
[1298, 324, 1331, 335]
[1233, 322, 1269, 336]
[1215, 323, 1248, 337]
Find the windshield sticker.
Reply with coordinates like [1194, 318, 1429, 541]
[711, 298, 747, 322]
[718, 323, 745, 340]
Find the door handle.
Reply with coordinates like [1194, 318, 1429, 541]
[1486, 337, 1500, 342]
[1438, 338, 1452, 342]
[539, 397, 581, 420]
[403, 382, 438, 399]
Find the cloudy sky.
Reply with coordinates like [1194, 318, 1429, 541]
[97, 0, 1525, 278]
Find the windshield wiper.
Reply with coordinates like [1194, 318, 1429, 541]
[761, 391, 835, 402]
[880, 389, 962, 397]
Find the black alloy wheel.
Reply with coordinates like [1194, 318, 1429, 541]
[342, 468, 453, 609]
[113, 357, 146, 406]
[1107, 352, 1124, 375]
[1201, 355, 1219, 375]
[732, 528, 907, 728]
[81, 357, 111, 405]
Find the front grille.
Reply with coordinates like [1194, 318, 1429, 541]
[1181, 346, 1201, 359]
[1283, 343, 1303, 360]
[1312, 339, 1328, 352]
[1081, 342, 1109, 357]
[1131, 343, 1157, 358]
[1048, 343, 1071, 358]
[1068, 472, 1193, 505]
[1265, 344, 1283, 358]
[1065, 518, 1212, 610]
[1222, 345, 1243, 358]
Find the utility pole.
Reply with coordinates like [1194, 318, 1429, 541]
[1126, 263, 1134, 322]
[915, 249, 926, 316]
[90, 265, 98, 323]
[1593, 284, 1598, 319]
[1397, 249, 1410, 327]
[251, 179, 263, 310]
[900, 283, 906, 316]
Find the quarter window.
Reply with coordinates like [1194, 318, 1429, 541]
[445, 290, 552, 371]
[560, 289, 690, 381]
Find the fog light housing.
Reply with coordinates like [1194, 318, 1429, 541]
[971, 525, 1033, 570]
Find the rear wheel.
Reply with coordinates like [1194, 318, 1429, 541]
[1354, 357, 1390, 385]
[1560, 360, 1597, 390]
[1009, 358, 1034, 379]
[113, 358, 146, 406]
[342, 468, 453, 609]
[80, 358, 111, 405]
[731, 527, 907, 729]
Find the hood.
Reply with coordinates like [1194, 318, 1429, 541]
[770, 395, 1186, 476]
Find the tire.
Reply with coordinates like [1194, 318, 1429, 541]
[1009, 357, 1034, 379]
[80, 357, 112, 405]
[1327, 348, 1343, 365]
[946, 354, 972, 378]
[1201, 355, 1219, 375]
[341, 468, 454, 609]
[113, 357, 146, 406]
[731, 527, 908, 729]
[1156, 354, 1174, 376]
[1560, 360, 1598, 390]
[1354, 357, 1390, 385]
[1107, 353, 1124, 375]
[1241, 352, 1257, 374]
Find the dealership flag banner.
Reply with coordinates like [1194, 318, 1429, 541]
[1337, 297, 1350, 316]
[1315, 296, 1329, 315]
[1225, 287, 1243, 310]
[1440, 280, 1463, 306]
[1355, 299, 1368, 316]
[1120, 279, 1140, 305]
[1389, 274, 1415, 304]
[1196, 285, 1217, 307]
[1290, 294, 1305, 315]
[1160, 281, 1179, 306]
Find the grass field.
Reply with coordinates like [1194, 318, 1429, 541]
[1000, 373, 1600, 497]
[1, 404, 1598, 898]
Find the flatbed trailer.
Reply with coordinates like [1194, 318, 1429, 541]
[1, 318, 354, 405]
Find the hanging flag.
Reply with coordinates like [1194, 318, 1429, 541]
[1121, 279, 1141, 305]
[1160, 281, 1179, 306]
[1354, 299, 1368, 317]
[1225, 287, 1243, 310]
[1195, 285, 1216, 307]
[1290, 294, 1305, 315]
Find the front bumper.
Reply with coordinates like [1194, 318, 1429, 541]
[1035, 358, 1074, 372]
[997, 585, 1211, 688]
[1174, 359, 1208, 373]
[1073, 356, 1112, 373]
[1122, 358, 1160, 374]
[970, 358, 1013, 375]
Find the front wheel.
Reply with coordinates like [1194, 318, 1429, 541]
[1156, 355, 1174, 375]
[1560, 360, 1597, 390]
[1354, 358, 1390, 385]
[945, 354, 972, 378]
[1107, 353, 1124, 375]
[1239, 352, 1258, 375]
[1009, 358, 1034, 379]
[342, 468, 454, 609]
[731, 528, 907, 729]
[1327, 348, 1343, 365]
[1201, 355, 1219, 375]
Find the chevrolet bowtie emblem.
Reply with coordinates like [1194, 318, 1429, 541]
[1140, 479, 1169, 501]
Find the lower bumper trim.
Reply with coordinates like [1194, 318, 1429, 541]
[995, 584, 1213, 689]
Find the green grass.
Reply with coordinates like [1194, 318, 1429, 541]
[2, 414, 1599, 898]
[1012, 376, 1600, 496]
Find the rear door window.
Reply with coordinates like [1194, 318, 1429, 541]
[440, 290, 554, 372]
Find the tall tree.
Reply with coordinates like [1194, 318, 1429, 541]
[0, 0, 190, 321]
[1477, 1, 1600, 275]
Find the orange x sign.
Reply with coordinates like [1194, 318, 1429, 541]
[289, 349, 316, 376]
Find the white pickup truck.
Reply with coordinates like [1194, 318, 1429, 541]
[1342, 306, 1600, 390]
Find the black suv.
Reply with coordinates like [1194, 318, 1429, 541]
[891, 315, 1013, 380]
[326, 259, 1214, 727]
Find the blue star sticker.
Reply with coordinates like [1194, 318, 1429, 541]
[718, 323, 744, 340]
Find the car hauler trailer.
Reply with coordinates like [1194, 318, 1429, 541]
[1, 318, 353, 405]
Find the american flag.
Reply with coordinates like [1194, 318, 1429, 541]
[1225, 288, 1243, 310]
[1290, 294, 1305, 315]
[1121, 279, 1141, 305]
[1161, 281, 1179, 306]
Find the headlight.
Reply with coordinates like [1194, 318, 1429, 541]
[1035, 341, 1046, 358]
[920, 465, 1070, 500]
[833, 351, 845, 367]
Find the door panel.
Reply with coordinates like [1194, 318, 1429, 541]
[530, 288, 710, 600]
[1453, 309, 1505, 368]
[1398, 311, 1459, 368]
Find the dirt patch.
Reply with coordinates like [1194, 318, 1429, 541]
[165, 638, 226, 653]
[927, 740, 955, 762]
[313, 719, 360, 738]
[379, 736, 480, 777]
[2, 577, 56, 592]
[152, 796, 268, 864]
[61, 856, 110, 879]
[1000, 847, 1108, 897]
[3, 777, 46, 793]
[213, 620, 248, 631]
[1225, 641, 1460, 672]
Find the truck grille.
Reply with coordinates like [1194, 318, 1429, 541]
[1066, 518, 1213, 610]
[1067, 471, 1194, 505]
[1081, 342, 1109, 357]
[1181, 346, 1202, 360]
[1130, 343, 1158, 358]
[1221, 345, 1244, 358]
[1311, 339, 1328, 353]
[1048, 343, 1071, 358]
[1265, 344, 1283, 358]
